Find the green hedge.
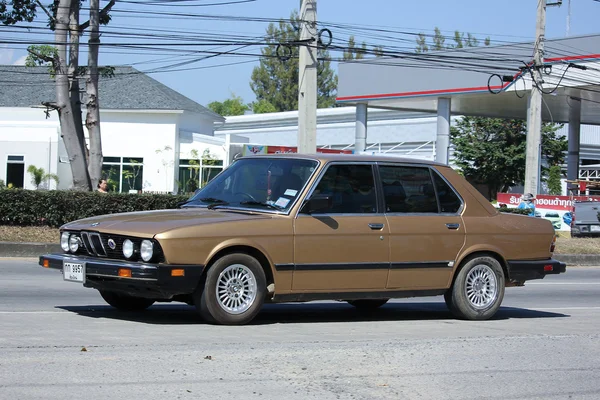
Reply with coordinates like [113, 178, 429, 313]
[497, 206, 533, 215]
[0, 189, 190, 228]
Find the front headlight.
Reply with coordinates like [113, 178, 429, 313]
[140, 240, 154, 262]
[68, 235, 80, 253]
[123, 239, 134, 259]
[60, 232, 70, 252]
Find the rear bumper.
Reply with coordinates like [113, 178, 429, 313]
[507, 258, 566, 283]
[39, 253, 205, 299]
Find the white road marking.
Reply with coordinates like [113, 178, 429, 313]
[526, 282, 600, 285]
[523, 306, 600, 311]
[0, 311, 70, 314]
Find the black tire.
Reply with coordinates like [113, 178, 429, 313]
[445, 256, 505, 320]
[194, 253, 267, 325]
[99, 290, 155, 311]
[347, 299, 389, 309]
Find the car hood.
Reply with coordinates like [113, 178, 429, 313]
[61, 208, 273, 237]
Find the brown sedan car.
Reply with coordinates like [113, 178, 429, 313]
[40, 154, 566, 325]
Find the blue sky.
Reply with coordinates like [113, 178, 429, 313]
[1, 0, 599, 107]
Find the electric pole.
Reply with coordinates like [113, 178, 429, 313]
[524, 0, 547, 196]
[566, 0, 571, 36]
[297, 0, 317, 154]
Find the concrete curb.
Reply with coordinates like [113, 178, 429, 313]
[0, 241, 599, 266]
[0, 242, 61, 258]
[553, 254, 600, 266]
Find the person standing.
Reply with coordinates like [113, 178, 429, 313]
[518, 193, 536, 216]
[97, 179, 108, 193]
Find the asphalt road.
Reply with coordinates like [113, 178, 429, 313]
[1, 259, 599, 400]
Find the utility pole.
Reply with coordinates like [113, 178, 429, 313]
[297, 0, 317, 154]
[524, 0, 547, 196]
[566, 0, 571, 36]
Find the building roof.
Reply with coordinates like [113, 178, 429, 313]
[0, 65, 224, 121]
[337, 34, 600, 125]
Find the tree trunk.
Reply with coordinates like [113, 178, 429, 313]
[68, 0, 90, 175]
[86, 0, 103, 186]
[55, 0, 90, 191]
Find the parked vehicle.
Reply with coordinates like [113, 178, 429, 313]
[39, 154, 566, 325]
[570, 201, 600, 237]
[563, 211, 572, 226]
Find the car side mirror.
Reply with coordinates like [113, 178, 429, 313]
[301, 194, 332, 214]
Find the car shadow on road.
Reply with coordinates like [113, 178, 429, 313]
[55, 301, 568, 325]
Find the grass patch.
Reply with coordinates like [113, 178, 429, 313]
[0, 226, 59, 243]
[554, 235, 600, 255]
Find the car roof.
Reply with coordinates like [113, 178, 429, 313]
[239, 152, 446, 166]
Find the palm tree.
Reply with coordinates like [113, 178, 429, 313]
[27, 165, 60, 189]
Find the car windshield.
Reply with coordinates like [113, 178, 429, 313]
[182, 157, 319, 212]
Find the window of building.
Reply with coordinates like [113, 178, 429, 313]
[312, 164, 377, 214]
[379, 166, 438, 213]
[178, 155, 224, 194]
[6, 155, 25, 189]
[101, 157, 144, 193]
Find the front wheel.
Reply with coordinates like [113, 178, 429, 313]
[195, 253, 266, 325]
[445, 256, 505, 320]
[99, 290, 155, 311]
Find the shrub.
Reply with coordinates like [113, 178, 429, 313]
[497, 206, 533, 215]
[0, 190, 190, 228]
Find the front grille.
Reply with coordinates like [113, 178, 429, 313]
[68, 231, 164, 263]
[80, 232, 107, 257]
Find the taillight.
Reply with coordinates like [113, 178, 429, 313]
[550, 235, 557, 254]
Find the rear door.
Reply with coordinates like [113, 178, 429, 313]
[379, 164, 466, 290]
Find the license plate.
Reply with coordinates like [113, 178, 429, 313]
[63, 262, 86, 283]
[591, 226, 600, 232]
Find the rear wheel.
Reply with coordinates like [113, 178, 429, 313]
[445, 256, 505, 320]
[347, 299, 389, 309]
[99, 290, 155, 311]
[194, 253, 266, 325]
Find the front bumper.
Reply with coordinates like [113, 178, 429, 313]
[39, 253, 205, 299]
[507, 258, 567, 283]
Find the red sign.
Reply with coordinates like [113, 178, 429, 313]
[266, 145, 352, 155]
[497, 193, 600, 211]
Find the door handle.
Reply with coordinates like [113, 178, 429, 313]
[446, 223, 460, 230]
[368, 223, 384, 230]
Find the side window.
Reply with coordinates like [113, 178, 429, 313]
[312, 164, 377, 213]
[379, 166, 438, 213]
[432, 170, 462, 213]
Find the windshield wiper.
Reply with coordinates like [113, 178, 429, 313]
[239, 200, 284, 211]
[199, 198, 230, 210]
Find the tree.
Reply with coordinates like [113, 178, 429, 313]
[2, 0, 116, 190]
[432, 27, 445, 51]
[250, 10, 337, 112]
[208, 94, 250, 116]
[415, 33, 429, 53]
[546, 165, 562, 195]
[252, 99, 277, 114]
[343, 35, 367, 61]
[451, 117, 567, 200]
[415, 27, 490, 52]
[27, 165, 59, 189]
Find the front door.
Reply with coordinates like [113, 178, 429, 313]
[293, 163, 389, 291]
[378, 164, 466, 290]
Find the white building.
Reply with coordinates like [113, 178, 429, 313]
[0, 66, 246, 193]
[3, 65, 600, 195]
